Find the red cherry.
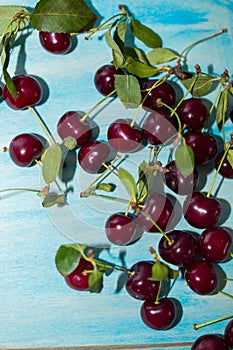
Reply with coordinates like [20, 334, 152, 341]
[177, 97, 208, 130]
[9, 133, 44, 167]
[224, 319, 233, 348]
[4, 74, 43, 110]
[215, 150, 233, 179]
[191, 334, 229, 350]
[64, 258, 94, 291]
[94, 64, 123, 96]
[39, 31, 72, 54]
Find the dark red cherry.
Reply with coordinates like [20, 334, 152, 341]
[107, 118, 143, 153]
[125, 261, 160, 301]
[64, 258, 93, 291]
[177, 98, 208, 130]
[192, 334, 229, 350]
[57, 111, 92, 147]
[136, 192, 174, 233]
[185, 259, 218, 295]
[158, 230, 198, 267]
[105, 212, 140, 246]
[183, 192, 222, 229]
[140, 298, 176, 330]
[142, 110, 178, 146]
[9, 133, 44, 167]
[198, 227, 232, 263]
[163, 160, 199, 195]
[94, 64, 123, 96]
[224, 319, 233, 348]
[183, 131, 217, 165]
[141, 79, 176, 112]
[4, 74, 43, 110]
[39, 31, 72, 54]
[215, 150, 233, 179]
[78, 140, 114, 174]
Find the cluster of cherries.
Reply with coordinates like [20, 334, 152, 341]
[2, 30, 233, 346]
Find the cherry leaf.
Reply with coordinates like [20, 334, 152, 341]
[181, 74, 214, 97]
[62, 136, 77, 150]
[175, 143, 194, 177]
[42, 193, 65, 207]
[30, 0, 98, 33]
[116, 20, 127, 43]
[105, 25, 124, 68]
[123, 56, 160, 78]
[1, 32, 18, 98]
[0, 6, 30, 35]
[55, 244, 87, 276]
[137, 161, 157, 203]
[227, 149, 233, 169]
[146, 47, 178, 65]
[130, 19, 162, 48]
[216, 89, 228, 130]
[88, 267, 104, 293]
[124, 46, 149, 65]
[118, 167, 137, 202]
[42, 143, 62, 185]
[148, 260, 170, 281]
[96, 183, 115, 192]
[114, 74, 141, 108]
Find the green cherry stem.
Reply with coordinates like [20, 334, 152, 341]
[206, 141, 232, 198]
[156, 98, 182, 135]
[180, 28, 228, 58]
[194, 314, 233, 330]
[0, 187, 41, 194]
[218, 290, 233, 300]
[79, 89, 117, 123]
[80, 191, 129, 205]
[28, 106, 55, 145]
[94, 259, 133, 275]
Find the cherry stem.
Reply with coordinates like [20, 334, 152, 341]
[206, 142, 231, 198]
[80, 191, 129, 205]
[80, 89, 116, 123]
[85, 13, 126, 40]
[139, 211, 173, 245]
[180, 28, 227, 58]
[194, 313, 233, 330]
[28, 106, 55, 145]
[94, 259, 132, 275]
[218, 290, 233, 300]
[0, 187, 41, 194]
[155, 280, 162, 304]
[156, 98, 182, 135]
[102, 162, 119, 177]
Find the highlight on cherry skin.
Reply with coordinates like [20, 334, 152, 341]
[3, 74, 43, 110]
[39, 31, 72, 54]
[9, 133, 44, 167]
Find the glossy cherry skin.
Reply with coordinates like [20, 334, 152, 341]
[191, 334, 229, 350]
[9, 133, 44, 167]
[57, 111, 92, 147]
[158, 230, 198, 267]
[142, 111, 178, 146]
[183, 131, 217, 165]
[215, 151, 233, 179]
[185, 259, 218, 295]
[94, 64, 123, 96]
[224, 319, 233, 348]
[4, 74, 43, 110]
[78, 140, 114, 174]
[177, 98, 208, 130]
[125, 261, 160, 301]
[198, 227, 232, 263]
[140, 298, 176, 330]
[64, 258, 94, 291]
[136, 192, 174, 233]
[183, 192, 222, 229]
[39, 31, 72, 54]
[105, 212, 140, 246]
[163, 160, 199, 195]
[141, 79, 176, 112]
[107, 118, 143, 153]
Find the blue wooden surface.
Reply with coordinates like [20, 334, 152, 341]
[0, 0, 233, 349]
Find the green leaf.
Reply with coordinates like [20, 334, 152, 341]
[227, 149, 233, 169]
[130, 19, 162, 48]
[124, 46, 149, 65]
[116, 20, 127, 43]
[148, 260, 169, 281]
[216, 89, 228, 130]
[123, 56, 160, 78]
[96, 183, 115, 192]
[42, 144, 62, 185]
[146, 47, 178, 65]
[114, 74, 141, 108]
[175, 142, 194, 177]
[88, 267, 104, 293]
[137, 161, 157, 203]
[30, 0, 98, 33]
[105, 25, 124, 68]
[55, 244, 87, 276]
[1, 32, 18, 98]
[62, 136, 77, 150]
[0, 6, 30, 35]
[118, 167, 137, 202]
[42, 193, 65, 207]
[181, 74, 214, 97]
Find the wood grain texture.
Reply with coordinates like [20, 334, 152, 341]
[0, 0, 233, 349]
